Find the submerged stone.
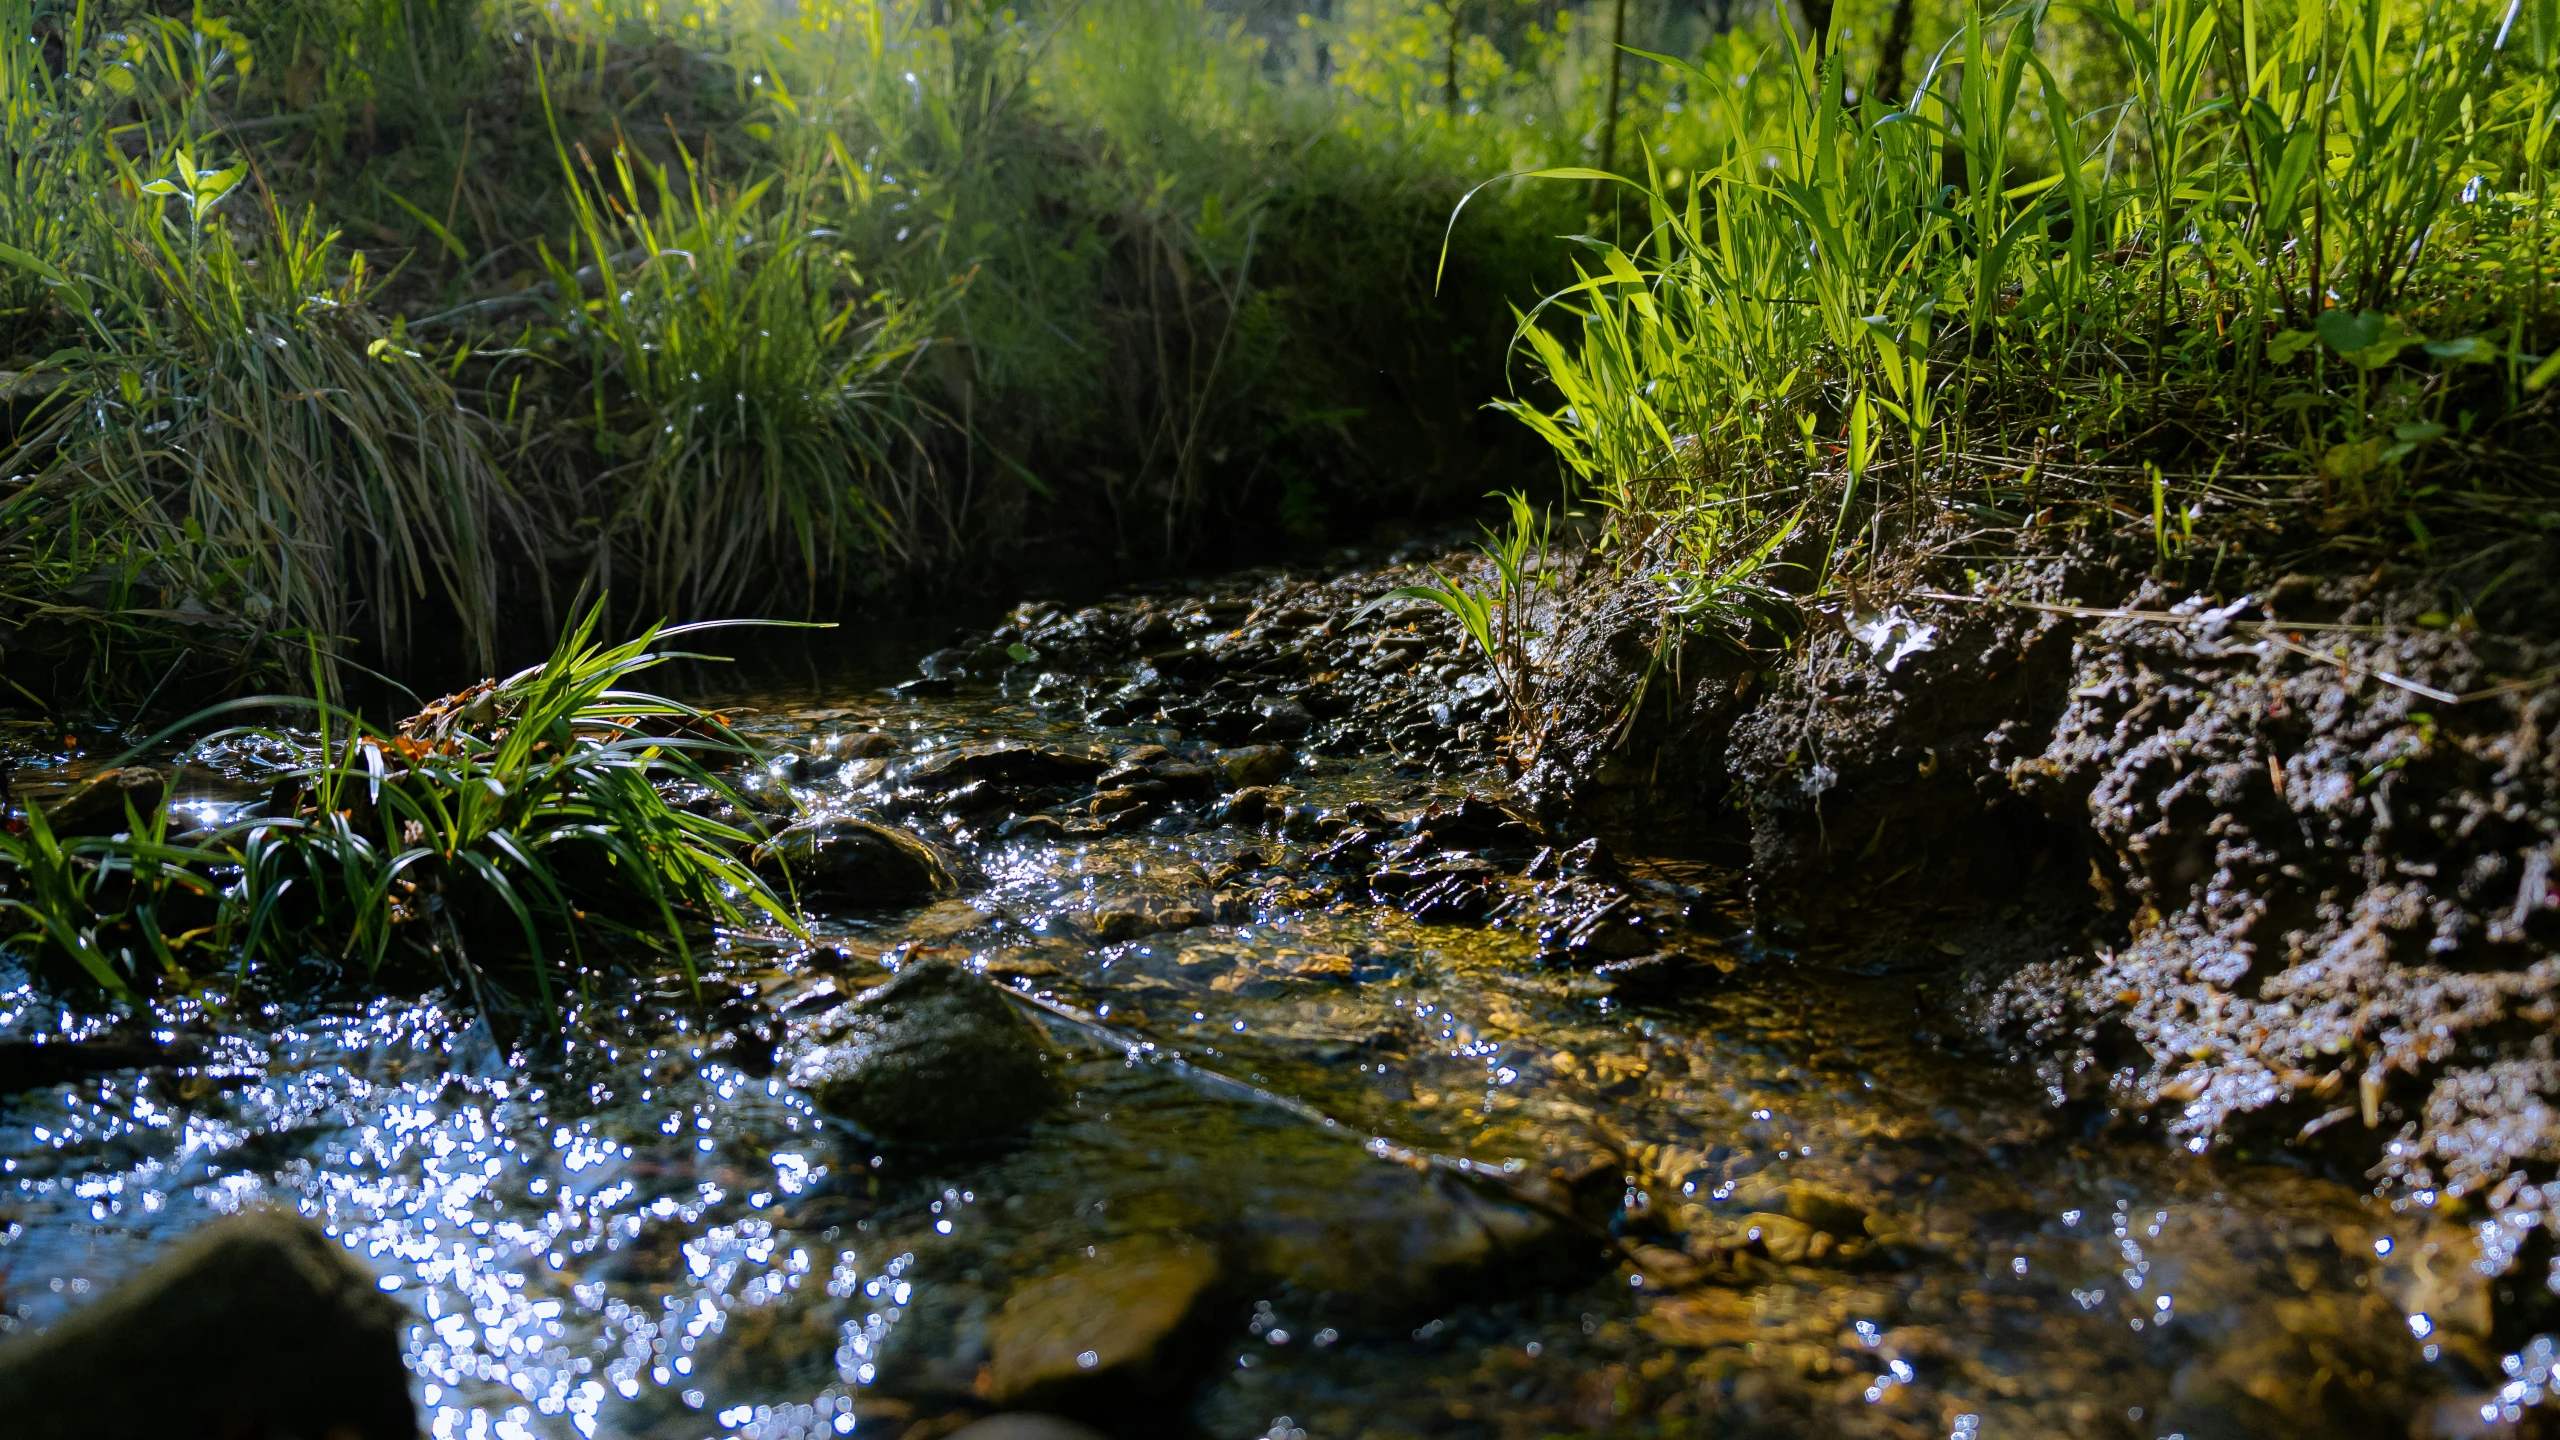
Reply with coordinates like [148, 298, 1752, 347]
[983, 1237, 1225, 1417]
[755, 816, 961, 905]
[906, 741, 1110, 790]
[1237, 1157, 1597, 1323]
[0, 1208, 415, 1440]
[1083, 891, 1207, 943]
[36, 766, 171, 837]
[1214, 743, 1296, 788]
[790, 960, 1061, 1145]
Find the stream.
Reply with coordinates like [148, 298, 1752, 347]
[0, 619, 2498, 1440]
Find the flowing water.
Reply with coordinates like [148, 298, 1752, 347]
[0, 630, 2503, 1440]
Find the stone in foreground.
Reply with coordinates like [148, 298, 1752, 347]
[792, 959, 1062, 1144]
[983, 1238, 1225, 1419]
[0, 1208, 414, 1440]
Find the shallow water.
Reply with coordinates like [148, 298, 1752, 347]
[0, 633, 2509, 1440]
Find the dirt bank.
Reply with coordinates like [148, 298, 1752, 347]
[925, 525, 2560, 1342]
[1518, 526, 2560, 1341]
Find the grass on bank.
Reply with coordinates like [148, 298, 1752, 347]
[1486, 0, 2560, 644]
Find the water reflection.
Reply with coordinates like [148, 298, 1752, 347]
[0, 660, 2524, 1440]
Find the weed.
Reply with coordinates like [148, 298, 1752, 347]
[0, 609, 804, 1013]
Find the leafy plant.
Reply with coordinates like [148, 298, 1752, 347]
[1364, 490, 1556, 732]
[0, 609, 805, 1013]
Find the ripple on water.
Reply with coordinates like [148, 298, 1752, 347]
[0, 671, 2512, 1439]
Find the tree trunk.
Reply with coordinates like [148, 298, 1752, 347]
[1870, 0, 1917, 104]
[1590, 0, 1630, 218]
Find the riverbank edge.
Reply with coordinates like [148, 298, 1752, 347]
[1510, 522, 2560, 1336]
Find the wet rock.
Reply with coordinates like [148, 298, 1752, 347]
[1240, 1156, 1597, 1323]
[1401, 795, 1539, 852]
[908, 741, 1111, 791]
[998, 814, 1070, 842]
[983, 1238, 1224, 1417]
[0, 1208, 415, 1440]
[1212, 786, 1288, 826]
[1626, 1243, 1710, 1291]
[1739, 1212, 1817, 1263]
[755, 816, 963, 905]
[1251, 696, 1314, 741]
[1538, 893, 1662, 962]
[1214, 744, 1296, 788]
[35, 766, 171, 837]
[1590, 950, 1703, 1001]
[790, 960, 1062, 1144]
[1400, 870, 1498, 925]
[1145, 760, 1219, 797]
[1728, 1177, 1871, 1238]
[945, 1415, 1113, 1440]
[827, 730, 903, 759]
[1084, 892, 1207, 943]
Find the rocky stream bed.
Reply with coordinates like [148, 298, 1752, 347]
[0, 540, 2552, 1440]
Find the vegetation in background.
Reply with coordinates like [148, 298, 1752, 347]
[0, 0, 1649, 706]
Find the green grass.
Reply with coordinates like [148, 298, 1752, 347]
[0, 0, 1627, 706]
[0, 608, 802, 1013]
[1494, 0, 2560, 627]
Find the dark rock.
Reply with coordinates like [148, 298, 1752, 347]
[1404, 871, 1496, 925]
[36, 767, 171, 837]
[790, 960, 1061, 1145]
[894, 676, 956, 697]
[1404, 795, 1539, 851]
[908, 742, 1111, 790]
[1212, 786, 1286, 826]
[1238, 1155, 1598, 1323]
[1214, 744, 1296, 788]
[1561, 836, 1616, 876]
[0, 1208, 415, 1440]
[1145, 761, 1220, 797]
[829, 731, 903, 759]
[984, 1239, 1224, 1418]
[1540, 893, 1658, 962]
[1089, 787, 1157, 817]
[1084, 892, 1206, 942]
[998, 814, 1070, 842]
[1309, 826, 1380, 868]
[935, 779, 1010, 815]
[1589, 950, 1730, 1001]
[1250, 696, 1314, 741]
[754, 817, 963, 905]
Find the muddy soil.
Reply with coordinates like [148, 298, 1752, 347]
[1497, 525, 2560, 1356]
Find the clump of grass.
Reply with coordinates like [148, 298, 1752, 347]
[0, 0, 535, 697]
[536, 80, 943, 621]
[0, 608, 800, 1013]
[1493, 0, 2560, 626]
